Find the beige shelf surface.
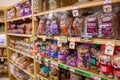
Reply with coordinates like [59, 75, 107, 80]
[7, 33, 32, 37]
[8, 47, 34, 59]
[7, 15, 32, 22]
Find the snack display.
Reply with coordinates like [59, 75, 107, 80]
[11, 53, 34, 74]
[9, 38, 34, 56]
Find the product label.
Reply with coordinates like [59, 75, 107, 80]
[60, 35, 68, 43]
[100, 65, 107, 72]
[69, 38, 75, 49]
[105, 41, 115, 56]
[103, 0, 112, 13]
[30, 34, 37, 42]
[72, 5, 79, 17]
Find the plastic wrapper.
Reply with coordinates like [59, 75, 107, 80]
[73, 17, 84, 37]
[98, 13, 120, 39]
[84, 15, 97, 37]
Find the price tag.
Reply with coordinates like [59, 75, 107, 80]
[34, 16, 37, 21]
[48, 10, 54, 19]
[81, 33, 92, 42]
[70, 68, 75, 72]
[42, 36, 46, 41]
[69, 38, 75, 49]
[103, 0, 112, 13]
[72, 5, 79, 17]
[60, 35, 68, 43]
[1, 58, 4, 62]
[30, 34, 37, 42]
[57, 40, 62, 47]
[105, 41, 115, 56]
[93, 76, 101, 80]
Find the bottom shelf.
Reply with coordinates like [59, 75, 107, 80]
[36, 57, 112, 80]
[37, 74, 49, 80]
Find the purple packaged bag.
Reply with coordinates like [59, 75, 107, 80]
[66, 54, 77, 67]
[85, 15, 97, 37]
[19, 3, 25, 17]
[46, 20, 51, 35]
[24, 2, 30, 15]
[51, 20, 59, 35]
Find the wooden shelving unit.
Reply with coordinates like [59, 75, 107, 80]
[6, 0, 120, 80]
[0, 7, 8, 76]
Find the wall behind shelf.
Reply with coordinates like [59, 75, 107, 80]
[0, 0, 22, 7]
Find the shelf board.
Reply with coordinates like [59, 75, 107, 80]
[34, 0, 120, 16]
[7, 33, 32, 37]
[0, 46, 6, 48]
[7, 15, 32, 22]
[10, 60, 34, 78]
[0, 32, 5, 34]
[36, 57, 113, 80]
[37, 74, 49, 80]
[8, 47, 34, 59]
[0, 57, 7, 59]
[7, 0, 27, 10]
[0, 21, 5, 23]
[37, 35, 120, 46]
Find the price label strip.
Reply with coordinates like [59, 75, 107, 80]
[105, 41, 115, 56]
[103, 0, 112, 13]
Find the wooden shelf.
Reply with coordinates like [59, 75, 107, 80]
[37, 35, 120, 46]
[7, 15, 32, 22]
[0, 57, 7, 59]
[8, 47, 34, 59]
[10, 60, 34, 78]
[37, 74, 49, 80]
[0, 21, 5, 23]
[7, 33, 32, 37]
[0, 46, 6, 48]
[34, 0, 120, 16]
[36, 57, 112, 80]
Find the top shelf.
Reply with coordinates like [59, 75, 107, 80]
[7, 0, 27, 10]
[34, 0, 120, 16]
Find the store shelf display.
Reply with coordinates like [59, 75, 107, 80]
[6, 0, 120, 80]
